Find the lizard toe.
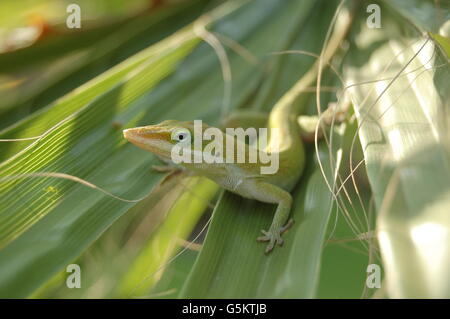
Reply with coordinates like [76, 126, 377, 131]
[256, 229, 271, 242]
[265, 240, 275, 254]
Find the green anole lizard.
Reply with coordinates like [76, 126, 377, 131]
[122, 16, 348, 253]
[122, 63, 340, 253]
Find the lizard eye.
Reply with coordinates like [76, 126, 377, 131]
[172, 130, 190, 143]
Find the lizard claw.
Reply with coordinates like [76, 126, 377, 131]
[256, 219, 294, 254]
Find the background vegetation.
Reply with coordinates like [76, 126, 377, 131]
[0, 0, 448, 298]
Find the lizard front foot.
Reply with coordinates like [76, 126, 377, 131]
[257, 219, 294, 254]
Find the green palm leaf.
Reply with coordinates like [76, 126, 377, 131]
[343, 2, 450, 298]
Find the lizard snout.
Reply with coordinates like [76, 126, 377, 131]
[123, 126, 168, 145]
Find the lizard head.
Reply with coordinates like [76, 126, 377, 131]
[123, 120, 213, 161]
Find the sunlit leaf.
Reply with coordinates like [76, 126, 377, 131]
[343, 4, 450, 298]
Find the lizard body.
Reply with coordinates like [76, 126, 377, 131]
[123, 88, 307, 253]
[122, 11, 349, 253]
